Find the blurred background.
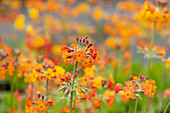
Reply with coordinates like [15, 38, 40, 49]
[0, 0, 170, 113]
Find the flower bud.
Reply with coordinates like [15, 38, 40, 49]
[84, 36, 88, 39]
[130, 75, 133, 79]
[76, 37, 79, 42]
[139, 73, 142, 78]
[87, 43, 93, 49]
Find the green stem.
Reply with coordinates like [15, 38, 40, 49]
[70, 61, 78, 113]
[134, 98, 138, 113]
[46, 79, 48, 113]
[163, 101, 170, 113]
[10, 75, 14, 111]
[147, 22, 156, 75]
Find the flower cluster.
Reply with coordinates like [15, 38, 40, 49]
[140, 0, 170, 24]
[120, 74, 156, 102]
[24, 63, 65, 83]
[25, 95, 56, 113]
[61, 36, 101, 69]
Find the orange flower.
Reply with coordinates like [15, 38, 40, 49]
[92, 97, 102, 109]
[72, 49, 86, 62]
[121, 86, 136, 102]
[0, 67, 7, 80]
[124, 50, 131, 61]
[141, 80, 156, 98]
[163, 57, 170, 68]
[25, 98, 33, 108]
[47, 96, 57, 107]
[8, 59, 15, 76]
[61, 106, 74, 113]
[34, 100, 48, 113]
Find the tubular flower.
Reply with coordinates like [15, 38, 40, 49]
[140, 1, 170, 24]
[121, 86, 137, 102]
[61, 36, 100, 68]
[141, 80, 156, 98]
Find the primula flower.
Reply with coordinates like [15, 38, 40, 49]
[47, 96, 57, 107]
[92, 77, 104, 89]
[44, 68, 55, 80]
[34, 100, 48, 113]
[140, 1, 170, 24]
[61, 36, 100, 68]
[25, 98, 33, 108]
[103, 90, 115, 107]
[141, 80, 156, 98]
[61, 106, 74, 113]
[121, 86, 137, 102]
[0, 67, 7, 80]
[92, 97, 102, 109]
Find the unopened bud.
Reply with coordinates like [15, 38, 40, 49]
[87, 43, 93, 49]
[130, 75, 133, 79]
[84, 36, 88, 39]
[139, 74, 142, 78]
[76, 37, 79, 42]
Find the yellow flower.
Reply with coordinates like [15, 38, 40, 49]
[53, 66, 65, 77]
[44, 68, 55, 80]
[109, 74, 114, 84]
[103, 90, 115, 99]
[29, 8, 39, 20]
[93, 77, 104, 89]
[14, 14, 25, 30]
[32, 37, 45, 49]
[84, 65, 95, 78]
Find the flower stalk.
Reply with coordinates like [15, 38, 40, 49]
[147, 22, 156, 75]
[70, 61, 78, 113]
[134, 98, 138, 113]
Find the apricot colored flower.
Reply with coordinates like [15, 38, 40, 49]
[140, 1, 170, 24]
[103, 90, 115, 107]
[44, 68, 55, 80]
[61, 106, 74, 113]
[141, 80, 156, 98]
[0, 67, 7, 80]
[34, 100, 48, 113]
[121, 86, 136, 102]
[92, 97, 102, 109]
[25, 98, 33, 108]
[93, 77, 104, 89]
[61, 36, 100, 68]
